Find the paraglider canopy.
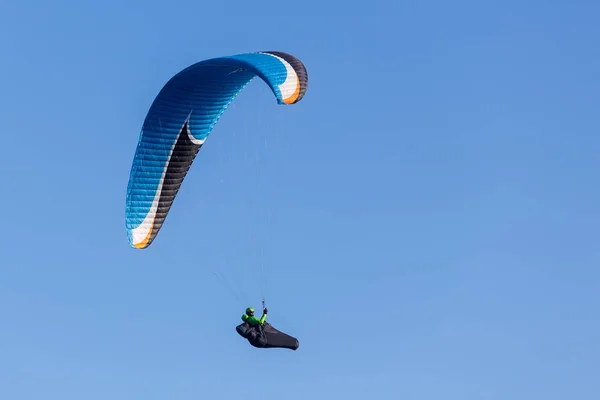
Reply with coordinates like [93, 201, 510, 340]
[125, 51, 308, 249]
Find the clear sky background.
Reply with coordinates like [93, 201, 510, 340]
[1, 1, 599, 399]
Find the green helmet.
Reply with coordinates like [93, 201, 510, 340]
[246, 307, 254, 315]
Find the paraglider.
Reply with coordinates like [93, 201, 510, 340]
[236, 306, 299, 351]
[125, 50, 308, 351]
[125, 51, 308, 249]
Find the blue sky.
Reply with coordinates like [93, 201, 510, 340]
[1, 0, 599, 399]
